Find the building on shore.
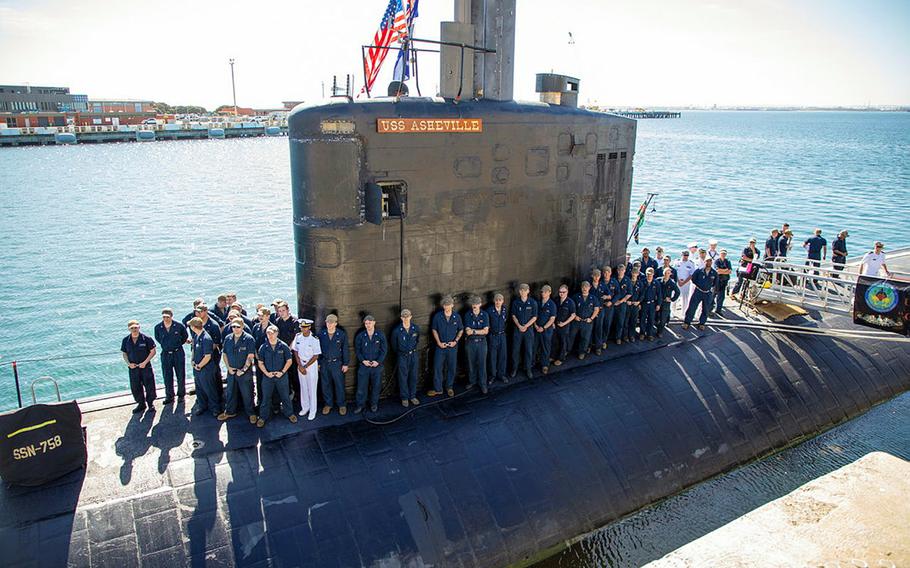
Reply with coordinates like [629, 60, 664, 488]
[0, 84, 88, 113]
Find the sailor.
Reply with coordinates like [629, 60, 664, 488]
[255, 325, 297, 427]
[688, 242, 699, 262]
[220, 318, 257, 423]
[225, 293, 246, 315]
[803, 228, 827, 288]
[464, 296, 491, 392]
[657, 267, 680, 337]
[486, 294, 509, 384]
[860, 241, 892, 277]
[683, 258, 719, 330]
[429, 297, 463, 396]
[535, 285, 557, 373]
[625, 268, 644, 342]
[675, 250, 696, 315]
[613, 264, 632, 345]
[625, 252, 633, 275]
[599, 265, 617, 349]
[574, 281, 600, 358]
[654, 246, 665, 264]
[731, 238, 760, 297]
[590, 269, 606, 352]
[695, 248, 708, 270]
[154, 308, 188, 404]
[713, 249, 733, 315]
[182, 298, 205, 328]
[252, 307, 275, 411]
[221, 310, 252, 337]
[274, 302, 300, 410]
[777, 229, 793, 261]
[391, 309, 420, 406]
[317, 314, 349, 415]
[553, 285, 577, 366]
[229, 302, 254, 329]
[121, 320, 157, 414]
[639, 268, 661, 340]
[188, 317, 219, 417]
[292, 319, 321, 420]
[510, 284, 539, 379]
[638, 247, 659, 274]
[355, 315, 388, 413]
[661, 255, 678, 283]
[765, 229, 780, 262]
[707, 239, 720, 262]
[268, 299, 284, 325]
[212, 294, 231, 324]
[831, 230, 849, 277]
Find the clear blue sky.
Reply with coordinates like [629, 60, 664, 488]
[1, 0, 907, 109]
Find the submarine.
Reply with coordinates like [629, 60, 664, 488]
[288, 0, 635, 398]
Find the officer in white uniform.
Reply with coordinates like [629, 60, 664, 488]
[860, 242, 892, 277]
[675, 250, 697, 315]
[291, 319, 322, 420]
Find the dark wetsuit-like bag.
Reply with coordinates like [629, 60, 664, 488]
[0, 401, 86, 486]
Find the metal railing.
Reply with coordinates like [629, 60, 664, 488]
[746, 257, 910, 315]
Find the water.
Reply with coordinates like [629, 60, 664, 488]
[535, 391, 910, 568]
[0, 111, 908, 411]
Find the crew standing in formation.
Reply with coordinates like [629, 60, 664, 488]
[122, 231, 893, 422]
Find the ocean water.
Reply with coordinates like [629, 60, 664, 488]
[0, 111, 908, 410]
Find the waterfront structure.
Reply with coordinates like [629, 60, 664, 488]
[0, 84, 88, 113]
[87, 99, 156, 113]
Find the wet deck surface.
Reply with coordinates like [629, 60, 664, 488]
[1, 309, 909, 567]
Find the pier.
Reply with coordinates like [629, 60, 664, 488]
[0, 121, 288, 147]
[611, 110, 681, 119]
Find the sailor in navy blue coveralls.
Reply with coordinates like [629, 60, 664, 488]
[256, 327, 296, 425]
[625, 269, 643, 342]
[613, 265, 632, 344]
[598, 266, 616, 349]
[221, 321, 257, 420]
[535, 285, 557, 373]
[391, 309, 420, 406]
[553, 285, 576, 365]
[354, 315, 387, 412]
[486, 294, 509, 384]
[657, 268, 680, 336]
[510, 284, 539, 379]
[464, 297, 490, 392]
[189, 320, 220, 417]
[121, 321, 157, 413]
[684, 258, 719, 329]
[573, 281, 600, 358]
[317, 314, 349, 414]
[431, 298, 463, 396]
[154, 309, 188, 403]
[639, 268, 661, 339]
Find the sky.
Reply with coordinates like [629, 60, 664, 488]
[1, 0, 908, 109]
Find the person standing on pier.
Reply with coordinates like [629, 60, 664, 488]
[832, 230, 849, 277]
[154, 308, 188, 404]
[464, 297, 491, 391]
[486, 294, 509, 384]
[431, 297, 463, 396]
[639, 268, 661, 340]
[624, 269, 643, 343]
[355, 315, 387, 413]
[391, 310, 420, 407]
[256, 325, 297, 427]
[657, 268, 680, 337]
[220, 319, 257, 423]
[317, 314, 349, 415]
[292, 319, 321, 421]
[599, 266, 616, 349]
[189, 317, 219, 417]
[535, 285, 557, 373]
[121, 320, 157, 414]
[683, 258, 718, 330]
[273, 302, 300, 410]
[714, 249, 733, 315]
[510, 284, 539, 379]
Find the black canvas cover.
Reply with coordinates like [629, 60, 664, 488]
[0, 401, 86, 486]
[853, 276, 910, 336]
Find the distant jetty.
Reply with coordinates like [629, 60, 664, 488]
[611, 110, 681, 119]
[0, 121, 287, 147]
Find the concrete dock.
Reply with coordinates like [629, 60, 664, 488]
[646, 451, 910, 567]
[0, 123, 288, 147]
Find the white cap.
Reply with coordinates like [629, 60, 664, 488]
[687, 241, 698, 249]
[708, 238, 718, 245]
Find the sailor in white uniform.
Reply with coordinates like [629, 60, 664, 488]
[675, 250, 697, 315]
[292, 319, 322, 420]
[706, 239, 720, 262]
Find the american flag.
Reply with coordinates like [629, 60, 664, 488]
[363, 0, 414, 94]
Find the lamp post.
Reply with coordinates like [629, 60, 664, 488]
[229, 58, 238, 116]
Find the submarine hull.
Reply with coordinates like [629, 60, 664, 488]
[288, 98, 636, 395]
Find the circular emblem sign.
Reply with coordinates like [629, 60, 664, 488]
[865, 282, 898, 313]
